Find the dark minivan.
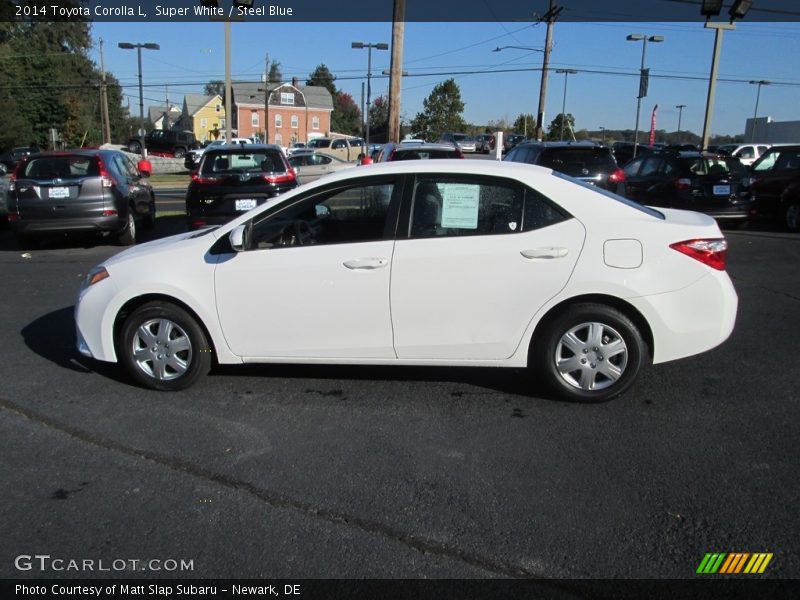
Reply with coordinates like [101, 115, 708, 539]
[185, 144, 298, 230]
[8, 149, 155, 246]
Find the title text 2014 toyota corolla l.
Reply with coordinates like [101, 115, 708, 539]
[75, 160, 737, 402]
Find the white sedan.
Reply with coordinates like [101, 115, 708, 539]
[75, 160, 737, 402]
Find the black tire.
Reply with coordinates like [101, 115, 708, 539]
[531, 303, 648, 402]
[173, 147, 186, 159]
[785, 199, 800, 233]
[127, 141, 142, 154]
[116, 211, 136, 246]
[143, 199, 156, 229]
[118, 301, 212, 391]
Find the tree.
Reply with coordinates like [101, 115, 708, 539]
[264, 53, 282, 83]
[410, 79, 466, 142]
[204, 80, 224, 98]
[331, 92, 361, 136]
[513, 113, 535, 136]
[306, 64, 337, 97]
[547, 113, 575, 141]
[368, 95, 389, 142]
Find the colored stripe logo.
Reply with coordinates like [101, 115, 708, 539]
[696, 552, 773, 574]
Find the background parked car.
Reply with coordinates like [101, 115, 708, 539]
[287, 151, 356, 184]
[127, 129, 196, 158]
[749, 144, 800, 232]
[184, 138, 253, 170]
[620, 150, 754, 225]
[374, 143, 464, 162]
[185, 144, 297, 230]
[716, 143, 771, 166]
[7, 149, 155, 246]
[439, 133, 476, 153]
[305, 137, 364, 162]
[504, 141, 624, 192]
[0, 146, 40, 172]
[474, 134, 496, 154]
[503, 134, 527, 153]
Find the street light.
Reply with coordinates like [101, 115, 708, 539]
[118, 42, 160, 157]
[675, 104, 686, 143]
[749, 80, 770, 142]
[555, 69, 577, 141]
[492, 46, 546, 140]
[352, 41, 389, 147]
[599, 126, 606, 143]
[626, 34, 664, 158]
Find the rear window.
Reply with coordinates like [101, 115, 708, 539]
[391, 149, 460, 160]
[538, 148, 616, 174]
[678, 157, 748, 177]
[201, 151, 286, 174]
[22, 156, 98, 179]
[552, 172, 664, 220]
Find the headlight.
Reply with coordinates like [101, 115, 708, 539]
[85, 266, 110, 287]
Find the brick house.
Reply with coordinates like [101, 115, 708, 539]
[232, 78, 333, 147]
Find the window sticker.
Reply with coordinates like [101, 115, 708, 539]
[440, 183, 480, 229]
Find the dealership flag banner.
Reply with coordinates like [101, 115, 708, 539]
[649, 104, 658, 147]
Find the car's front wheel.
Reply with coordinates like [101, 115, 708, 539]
[119, 302, 212, 391]
[531, 303, 648, 402]
[116, 211, 136, 246]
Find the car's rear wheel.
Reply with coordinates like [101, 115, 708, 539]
[116, 211, 136, 246]
[127, 141, 142, 154]
[532, 303, 648, 402]
[785, 199, 800, 233]
[173, 147, 186, 158]
[119, 302, 212, 391]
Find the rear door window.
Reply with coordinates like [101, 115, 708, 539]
[538, 148, 616, 175]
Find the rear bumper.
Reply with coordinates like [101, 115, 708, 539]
[11, 215, 126, 235]
[629, 270, 738, 364]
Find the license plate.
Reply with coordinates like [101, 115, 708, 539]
[49, 186, 69, 199]
[713, 185, 730, 196]
[235, 199, 257, 211]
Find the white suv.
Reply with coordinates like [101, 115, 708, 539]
[717, 143, 771, 166]
[184, 138, 254, 169]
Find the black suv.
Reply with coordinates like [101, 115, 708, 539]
[619, 150, 753, 224]
[127, 129, 197, 158]
[504, 141, 624, 191]
[1, 146, 40, 172]
[185, 144, 298, 230]
[8, 149, 155, 245]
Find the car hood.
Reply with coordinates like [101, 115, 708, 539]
[102, 229, 214, 268]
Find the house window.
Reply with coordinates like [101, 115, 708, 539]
[220, 118, 226, 129]
[251, 112, 259, 127]
[275, 133, 283, 147]
[200, 118, 208, 129]
[215, 104, 221, 113]
[275, 114, 282, 128]
[281, 92, 295, 105]
[291, 115, 299, 129]
[312, 116, 320, 130]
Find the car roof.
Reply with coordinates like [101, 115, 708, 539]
[204, 144, 283, 153]
[515, 141, 607, 149]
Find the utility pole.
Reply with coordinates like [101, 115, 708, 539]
[360, 82, 365, 138]
[264, 52, 270, 143]
[675, 104, 686, 143]
[535, 0, 561, 142]
[388, 0, 406, 144]
[99, 39, 111, 144]
[701, 22, 734, 151]
[224, 21, 232, 142]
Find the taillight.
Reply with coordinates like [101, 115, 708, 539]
[387, 149, 397, 161]
[670, 238, 728, 271]
[102, 209, 118, 217]
[608, 168, 626, 184]
[191, 173, 222, 185]
[262, 171, 296, 184]
[673, 178, 692, 191]
[96, 156, 115, 188]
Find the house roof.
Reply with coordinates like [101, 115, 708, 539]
[184, 94, 221, 116]
[232, 82, 333, 110]
[148, 105, 181, 125]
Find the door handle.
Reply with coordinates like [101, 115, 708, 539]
[521, 247, 568, 259]
[342, 258, 389, 270]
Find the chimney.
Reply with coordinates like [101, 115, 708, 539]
[292, 76, 299, 88]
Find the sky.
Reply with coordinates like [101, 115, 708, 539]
[89, 19, 800, 137]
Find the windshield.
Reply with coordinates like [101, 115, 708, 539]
[392, 149, 460, 160]
[553, 171, 664, 219]
[539, 148, 616, 174]
[678, 157, 748, 177]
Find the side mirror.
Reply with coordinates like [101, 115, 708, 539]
[229, 224, 248, 252]
[137, 159, 152, 177]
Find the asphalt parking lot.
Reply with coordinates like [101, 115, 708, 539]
[0, 211, 798, 580]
